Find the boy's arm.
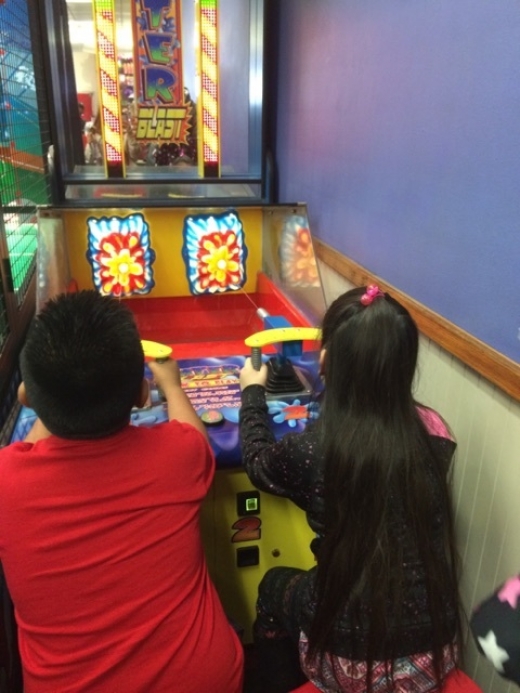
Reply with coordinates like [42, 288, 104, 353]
[147, 359, 208, 440]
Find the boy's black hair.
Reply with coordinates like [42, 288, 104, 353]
[20, 291, 144, 439]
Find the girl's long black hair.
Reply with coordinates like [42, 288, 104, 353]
[307, 287, 461, 691]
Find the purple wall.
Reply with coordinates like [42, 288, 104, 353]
[274, 0, 520, 362]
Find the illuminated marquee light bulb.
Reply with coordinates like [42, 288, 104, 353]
[198, 0, 220, 177]
[93, 0, 125, 177]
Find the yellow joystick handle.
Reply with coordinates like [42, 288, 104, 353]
[141, 340, 173, 362]
[245, 327, 321, 348]
[245, 327, 321, 370]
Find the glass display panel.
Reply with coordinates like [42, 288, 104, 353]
[262, 206, 326, 325]
[58, 0, 264, 202]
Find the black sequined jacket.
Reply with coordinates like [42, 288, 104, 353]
[239, 384, 458, 659]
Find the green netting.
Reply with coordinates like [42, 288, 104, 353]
[4, 217, 37, 292]
[0, 0, 51, 305]
[0, 280, 9, 352]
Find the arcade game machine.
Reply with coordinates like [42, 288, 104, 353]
[6, 0, 327, 643]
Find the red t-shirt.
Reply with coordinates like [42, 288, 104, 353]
[0, 421, 243, 693]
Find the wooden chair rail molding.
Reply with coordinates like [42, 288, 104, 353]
[314, 239, 520, 402]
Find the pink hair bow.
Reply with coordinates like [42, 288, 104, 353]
[360, 285, 384, 306]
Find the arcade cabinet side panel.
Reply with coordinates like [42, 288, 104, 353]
[261, 205, 326, 326]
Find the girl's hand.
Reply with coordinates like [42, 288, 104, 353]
[240, 357, 268, 391]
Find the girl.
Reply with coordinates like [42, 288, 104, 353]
[239, 286, 462, 693]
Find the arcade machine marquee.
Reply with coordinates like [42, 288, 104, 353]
[11, 204, 326, 642]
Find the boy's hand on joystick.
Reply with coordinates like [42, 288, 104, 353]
[148, 358, 182, 393]
[147, 358, 208, 439]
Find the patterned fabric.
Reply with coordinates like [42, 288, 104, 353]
[254, 566, 457, 693]
[300, 637, 456, 693]
[470, 574, 520, 685]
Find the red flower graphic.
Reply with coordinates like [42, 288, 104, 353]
[93, 232, 146, 297]
[196, 231, 242, 291]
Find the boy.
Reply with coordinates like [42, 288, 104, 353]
[0, 291, 243, 692]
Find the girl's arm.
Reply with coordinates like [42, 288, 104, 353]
[239, 380, 318, 508]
